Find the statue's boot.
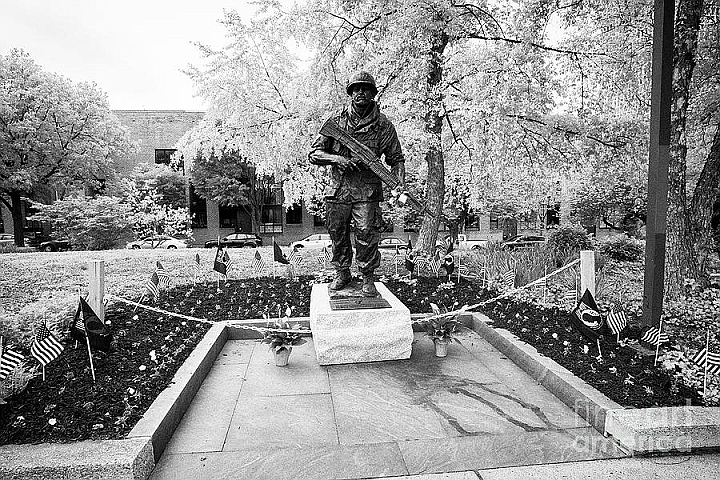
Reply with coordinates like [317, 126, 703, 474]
[361, 273, 378, 297]
[329, 269, 352, 291]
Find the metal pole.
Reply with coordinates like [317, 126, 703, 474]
[642, 0, 674, 327]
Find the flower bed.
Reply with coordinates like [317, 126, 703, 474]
[2, 252, 717, 445]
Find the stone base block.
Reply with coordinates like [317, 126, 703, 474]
[605, 406, 720, 453]
[310, 283, 413, 365]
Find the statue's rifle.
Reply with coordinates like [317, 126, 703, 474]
[319, 118, 439, 219]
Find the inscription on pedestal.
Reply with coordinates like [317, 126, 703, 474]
[329, 297, 391, 310]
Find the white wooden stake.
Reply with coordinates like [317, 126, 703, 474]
[580, 250, 595, 298]
[88, 260, 105, 322]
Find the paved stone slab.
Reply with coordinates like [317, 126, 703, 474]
[150, 442, 408, 480]
[164, 363, 247, 454]
[310, 282, 413, 365]
[470, 314, 621, 434]
[398, 427, 627, 475]
[477, 454, 720, 480]
[330, 333, 588, 445]
[224, 393, 338, 450]
[242, 338, 330, 396]
[605, 406, 720, 453]
[0, 437, 153, 480]
[214, 340, 255, 365]
[383, 473, 479, 480]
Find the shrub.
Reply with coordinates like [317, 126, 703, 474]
[547, 226, 593, 252]
[29, 195, 133, 250]
[599, 237, 644, 262]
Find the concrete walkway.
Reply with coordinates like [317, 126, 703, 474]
[150, 329, 634, 479]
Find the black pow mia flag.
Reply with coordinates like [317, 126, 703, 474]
[71, 297, 113, 353]
[569, 289, 607, 341]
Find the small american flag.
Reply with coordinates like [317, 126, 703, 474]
[317, 246, 331, 265]
[563, 289, 577, 306]
[459, 263, 471, 276]
[429, 253, 441, 275]
[0, 348, 24, 380]
[222, 250, 233, 276]
[288, 247, 302, 267]
[691, 348, 720, 375]
[251, 250, 266, 276]
[31, 323, 65, 366]
[155, 261, 170, 288]
[640, 325, 669, 347]
[502, 269, 515, 290]
[605, 307, 628, 335]
[145, 271, 160, 302]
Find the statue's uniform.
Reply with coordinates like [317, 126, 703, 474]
[309, 103, 405, 275]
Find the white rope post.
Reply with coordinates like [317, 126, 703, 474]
[654, 316, 663, 366]
[580, 250, 595, 298]
[88, 260, 105, 322]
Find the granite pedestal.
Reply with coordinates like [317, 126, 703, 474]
[309, 282, 413, 365]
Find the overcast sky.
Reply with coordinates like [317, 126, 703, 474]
[0, 0, 267, 111]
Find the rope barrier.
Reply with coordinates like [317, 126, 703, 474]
[106, 294, 309, 334]
[108, 258, 580, 334]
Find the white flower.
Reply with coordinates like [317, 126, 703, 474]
[583, 345, 590, 355]
[181, 321, 187, 326]
[48, 418, 57, 426]
[552, 333, 558, 340]
[563, 340, 570, 347]
[609, 367, 617, 374]
[132, 314, 139, 321]
[139, 365, 147, 371]
[149, 350, 157, 362]
[127, 387, 136, 395]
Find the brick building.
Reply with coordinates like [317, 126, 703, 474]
[1, 109, 504, 246]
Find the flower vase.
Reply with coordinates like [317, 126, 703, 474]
[274, 346, 292, 367]
[434, 338, 448, 357]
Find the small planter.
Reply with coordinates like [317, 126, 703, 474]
[274, 346, 292, 367]
[434, 338, 449, 358]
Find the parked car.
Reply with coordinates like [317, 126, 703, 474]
[501, 235, 546, 250]
[290, 234, 332, 249]
[38, 238, 72, 252]
[204, 233, 263, 249]
[127, 235, 188, 249]
[0, 233, 15, 246]
[456, 234, 488, 250]
[378, 237, 409, 250]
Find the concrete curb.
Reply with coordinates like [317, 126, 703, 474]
[127, 322, 227, 460]
[0, 322, 227, 480]
[467, 312, 622, 435]
[466, 312, 720, 455]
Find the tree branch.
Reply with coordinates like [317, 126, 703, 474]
[465, 34, 607, 57]
[507, 114, 628, 148]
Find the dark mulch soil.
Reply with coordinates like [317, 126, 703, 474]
[0, 301, 210, 445]
[1, 273, 701, 445]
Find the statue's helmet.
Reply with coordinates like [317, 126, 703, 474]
[346, 71, 378, 96]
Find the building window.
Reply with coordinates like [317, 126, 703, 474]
[155, 149, 176, 165]
[189, 184, 207, 228]
[489, 214, 500, 230]
[260, 205, 283, 233]
[286, 203, 302, 224]
[313, 215, 325, 227]
[219, 206, 239, 229]
[466, 214, 480, 231]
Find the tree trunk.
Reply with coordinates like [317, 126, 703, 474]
[416, 28, 449, 255]
[10, 190, 25, 247]
[665, 0, 704, 297]
[690, 124, 720, 273]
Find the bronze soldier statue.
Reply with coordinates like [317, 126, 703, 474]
[309, 71, 406, 297]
